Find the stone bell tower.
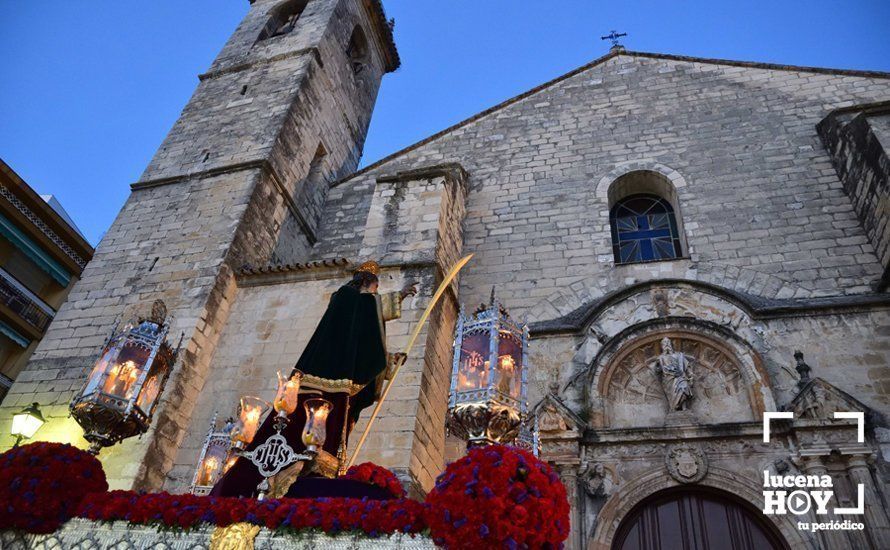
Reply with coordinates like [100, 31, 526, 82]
[0, 0, 399, 490]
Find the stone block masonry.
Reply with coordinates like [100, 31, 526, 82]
[0, 0, 399, 490]
[818, 102, 890, 288]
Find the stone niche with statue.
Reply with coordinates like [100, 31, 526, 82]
[525, 282, 890, 550]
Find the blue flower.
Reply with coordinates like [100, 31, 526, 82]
[479, 523, 489, 537]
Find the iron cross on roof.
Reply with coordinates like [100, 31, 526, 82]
[601, 30, 627, 48]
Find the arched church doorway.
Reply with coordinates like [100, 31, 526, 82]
[612, 487, 787, 550]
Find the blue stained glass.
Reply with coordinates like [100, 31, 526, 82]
[610, 194, 682, 264]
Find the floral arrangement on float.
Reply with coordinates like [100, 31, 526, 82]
[0, 442, 108, 533]
[426, 445, 570, 549]
[343, 462, 406, 498]
[0, 442, 569, 549]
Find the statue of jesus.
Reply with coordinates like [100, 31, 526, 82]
[210, 260, 416, 497]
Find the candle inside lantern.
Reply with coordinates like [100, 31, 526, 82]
[273, 370, 302, 415]
[496, 354, 517, 396]
[232, 396, 269, 445]
[102, 360, 141, 398]
[458, 331, 490, 389]
[197, 455, 220, 486]
[301, 398, 332, 452]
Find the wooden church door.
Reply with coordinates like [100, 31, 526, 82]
[613, 488, 787, 550]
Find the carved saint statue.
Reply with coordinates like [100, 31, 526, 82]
[650, 337, 694, 411]
[211, 261, 417, 497]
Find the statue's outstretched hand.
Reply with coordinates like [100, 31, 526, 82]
[399, 281, 418, 300]
[387, 352, 408, 379]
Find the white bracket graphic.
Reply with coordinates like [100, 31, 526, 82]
[762, 410, 866, 518]
[835, 484, 865, 515]
[763, 411, 794, 443]
[833, 411, 865, 443]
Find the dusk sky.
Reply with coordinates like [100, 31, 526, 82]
[1, 0, 888, 245]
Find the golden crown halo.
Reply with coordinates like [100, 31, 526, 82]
[355, 260, 380, 276]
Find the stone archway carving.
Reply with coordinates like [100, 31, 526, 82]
[589, 320, 774, 428]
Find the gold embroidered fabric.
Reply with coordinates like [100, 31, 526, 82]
[380, 292, 402, 322]
[300, 373, 366, 395]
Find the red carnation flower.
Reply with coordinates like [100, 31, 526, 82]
[425, 445, 570, 549]
[343, 462, 406, 498]
[0, 442, 108, 534]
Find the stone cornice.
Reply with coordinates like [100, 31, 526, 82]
[530, 279, 890, 336]
[360, 0, 400, 73]
[236, 258, 438, 287]
[130, 160, 269, 190]
[582, 421, 767, 445]
[198, 47, 321, 81]
[376, 163, 468, 186]
[130, 158, 319, 243]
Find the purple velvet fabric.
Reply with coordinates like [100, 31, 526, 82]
[284, 477, 394, 500]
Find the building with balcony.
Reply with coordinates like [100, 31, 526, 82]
[0, 159, 93, 403]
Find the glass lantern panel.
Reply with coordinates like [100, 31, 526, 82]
[195, 440, 229, 487]
[135, 350, 170, 415]
[82, 338, 124, 398]
[496, 331, 523, 400]
[232, 396, 269, 445]
[302, 398, 332, 449]
[457, 329, 491, 391]
[101, 342, 151, 400]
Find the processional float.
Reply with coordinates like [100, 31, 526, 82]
[193, 254, 480, 499]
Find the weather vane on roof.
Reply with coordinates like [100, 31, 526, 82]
[601, 30, 627, 49]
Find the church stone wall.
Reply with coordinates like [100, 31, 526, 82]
[167, 166, 466, 495]
[0, 0, 395, 491]
[0, 170, 255, 488]
[527, 286, 890, 549]
[818, 105, 890, 277]
[311, 54, 890, 547]
[319, 55, 890, 310]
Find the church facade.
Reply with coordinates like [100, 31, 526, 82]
[1, 1, 889, 548]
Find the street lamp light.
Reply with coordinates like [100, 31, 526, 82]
[11, 402, 45, 447]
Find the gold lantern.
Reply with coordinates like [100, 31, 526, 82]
[448, 290, 528, 449]
[70, 301, 180, 454]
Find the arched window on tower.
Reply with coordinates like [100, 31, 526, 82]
[257, 0, 307, 42]
[346, 26, 369, 77]
[608, 170, 687, 264]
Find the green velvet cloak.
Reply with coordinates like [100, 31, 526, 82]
[291, 284, 387, 421]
